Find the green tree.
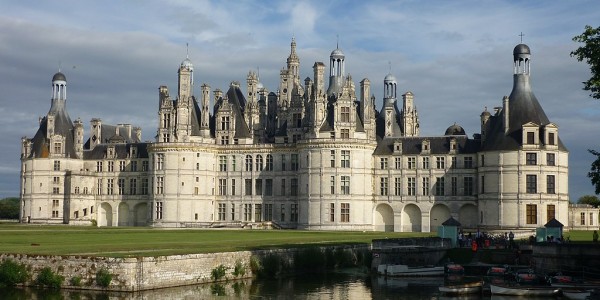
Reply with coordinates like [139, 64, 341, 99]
[589, 149, 600, 195]
[578, 195, 600, 207]
[571, 25, 600, 99]
[0, 197, 19, 219]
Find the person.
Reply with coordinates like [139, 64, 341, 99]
[593, 230, 598, 243]
[509, 231, 515, 249]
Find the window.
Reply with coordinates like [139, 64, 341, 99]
[119, 161, 126, 171]
[218, 179, 227, 195]
[526, 175, 537, 194]
[255, 179, 263, 195]
[436, 157, 445, 169]
[291, 204, 298, 222]
[547, 205, 555, 222]
[394, 178, 401, 196]
[245, 179, 252, 195]
[264, 204, 273, 221]
[464, 157, 473, 168]
[52, 210, 59, 218]
[380, 157, 388, 169]
[97, 179, 103, 195]
[527, 132, 535, 144]
[341, 150, 350, 168]
[142, 161, 149, 171]
[341, 176, 350, 195]
[340, 129, 350, 139]
[52, 199, 59, 207]
[219, 156, 227, 171]
[265, 179, 273, 196]
[281, 154, 287, 171]
[451, 177, 458, 196]
[340, 106, 350, 122]
[380, 177, 389, 196]
[107, 179, 114, 195]
[464, 177, 473, 196]
[129, 178, 137, 195]
[547, 153, 556, 166]
[218, 203, 226, 221]
[341, 203, 350, 222]
[330, 203, 335, 222]
[53, 160, 60, 171]
[118, 178, 125, 195]
[53, 176, 60, 184]
[265, 155, 273, 171]
[451, 157, 457, 168]
[220, 116, 230, 130]
[526, 153, 537, 165]
[83, 208, 87, 216]
[280, 204, 286, 221]
[156, 154, 164, 170]
[231, 179, 236, 195]
[156, 177, 164, 194]
[590, 213, 594, 226]
[231, 155, 237, 171]
[330, 150, 335, 167]
[231, 205, 235, 220]
[245, 155, 253, 172]
[581, 212, 586, 225]
[196, 163, 200, 170]
[108, 161, 114, 172]
[244, 204, 252, 221]
[407, 157, 416, 169]
[142, 178, 148, 195]
[407, 177, 416, 196]
[548, 132, 555, 145]
[395, 157, 402, 169]
[526, 204, 537, 224]
[131, 161, 137, 172]
[291, 154, 298, 171]
[435, 177, 445, 196]
[53, 142, 62, 154]
[255, 204, 262, 222]
[256, 155, 264, 171]
[422, 157, 429, 169]
[546, 175, 555, 194]
[281, 179, 286, 196]
[292, 113, 302, 127]
[155, 202, 163, 219]
[291, 178, 298, 196]
[330, 176, 335, 194]
[97, 161, 103, 172]
[422, 177, 430, 195]
[481, 176, 485, 194]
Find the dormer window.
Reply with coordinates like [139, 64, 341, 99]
[394, 140, 402, 154]
[421, 140, 430, 154]
[53, 142, 62, 154]
[548, 133, 555, 145]
[527, 132, 534, 144]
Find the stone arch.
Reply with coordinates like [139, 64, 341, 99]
[118, 202, 129, 227]
[402, 204, 421, 232]
[134, 203, 148, 226]
[99, 202, 113, 227]
[459, 204, 478, 228]
[374, 203, 394, 232]
[430, 204, 451, 232]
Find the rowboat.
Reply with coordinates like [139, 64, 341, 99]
[377, 264, 444, 276]
[444, 263, 465, 274]
[438, 280, 483, 295]
[489, 283, 560, 296]
[562, 289, 592, 300]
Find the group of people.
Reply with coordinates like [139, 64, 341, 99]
[457, 229, 516, 250]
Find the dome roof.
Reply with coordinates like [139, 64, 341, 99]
[330, 48, 345, 58]
[445, 123, 466, 136]
[181, 57, 194, 70]
[384, 73, 397, 83]
[513, 44, 531, 56]
[52, 72, 66, 82]
[256, 82, 264, 90]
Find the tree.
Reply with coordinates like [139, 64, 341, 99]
[578, 195, 600, 208]
[0, 197, 19, 219]
[589, 149, 600, 195]
[571, 25, 600, 99]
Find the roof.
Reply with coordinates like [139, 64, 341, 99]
[441, 217, 461, 227]
[83, 143, 149, 160]
[374, 135, 480, 156]
[544, 218, 564, 228]
[52, 72, 66, 82]
[225, 85, 252, 139]
[29, 102, 77, 159]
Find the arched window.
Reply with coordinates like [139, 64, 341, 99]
[256, 155, 263, 171]
[245, 155, 253, 172]
[266, 154, 273, 171]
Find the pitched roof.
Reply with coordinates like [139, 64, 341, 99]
[374, 135, 480, 155]
[442, 217, 462, 226]
[544, 218, 564, 228]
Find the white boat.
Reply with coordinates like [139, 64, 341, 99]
[562, 289, 592, 300]
[438, 281, 483, 295]
[377, 264, 444, 276]
[489, 283, 560, 296]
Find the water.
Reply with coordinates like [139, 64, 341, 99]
[0, 272, 492, 299]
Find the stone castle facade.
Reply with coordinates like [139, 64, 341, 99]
[20, 40, 570, 231]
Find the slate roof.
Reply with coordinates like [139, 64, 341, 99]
[544, 218, 564, 228]
[374, 135, 480, 156]
[225, 85, 252, 139]
[83, 143, 149, 160]
[29, 102, 77, 159]
[441, 217, 462, 227]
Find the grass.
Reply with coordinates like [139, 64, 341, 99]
[0, 223, 432, 257]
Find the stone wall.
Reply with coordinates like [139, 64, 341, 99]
[532, 243, 600, 279]
[1, 244, 369, 291]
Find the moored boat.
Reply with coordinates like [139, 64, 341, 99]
[445, 263, 465, 274]
[562, 289, 592, 300]
[489, 283, 560, 296]
[439, 280, 483, 295]
[377, 264, 444, 276]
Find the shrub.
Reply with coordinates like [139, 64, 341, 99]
[36, 267, 64, 289]
[0, 259, 29, 286]
[232, 260, 245, 277]
[70, 275, 82, 286]
[211, 264, 227, 281]
[90, 219, 97, 227]
[249, 256, 261, 274]
[95, 268, 112, 288]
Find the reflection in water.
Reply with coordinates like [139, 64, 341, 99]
[0, 272, 491, 299]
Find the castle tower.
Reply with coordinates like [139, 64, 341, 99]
[401, 91, 419, 137]
[383, 73, 398, 137]
[175, 56, 194, 142]
[200, 83, 211, 138]
[327, 45, 345, 97]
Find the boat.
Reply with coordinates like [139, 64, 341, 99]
[438, 280, 483, 295]
[445, 263, 465, 274]
[514, 269, 540, 284]
[377, 264, 444, 276]
[489, 283, 560, 296]
[486, 266, 509, 277]
[562, 289, 592, 300]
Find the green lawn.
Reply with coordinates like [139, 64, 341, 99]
[564, 230, 599, 243]
[0, 223, 432, 257]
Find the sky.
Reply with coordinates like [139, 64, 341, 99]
[1, 0, 599, 201]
